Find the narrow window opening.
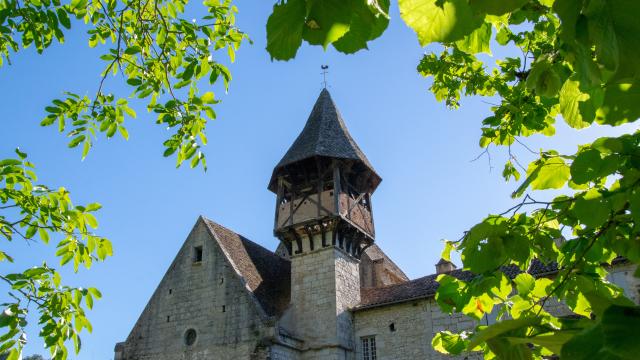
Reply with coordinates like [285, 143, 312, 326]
[184, 329, 197, 346]
[222, 305, 226, 312]
[389, 323, 395, 332]
[169, 289, 172, 295]
[167, 316, 170, 322]
[193, 246, 203, 263]
[361, 336, 376, 360]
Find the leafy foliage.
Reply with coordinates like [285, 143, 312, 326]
[265, 0, 640, 358]
[1, 0, 247, 169]
[266, 0, 389, 60]
[0, 150, 111, 359]
[2, 0, 247, 357]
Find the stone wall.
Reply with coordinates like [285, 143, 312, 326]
[608, 262, 640, 303]
[287, 237, 361, 359]
[115, 221, 267, 360]
[354, 298, 481, 360]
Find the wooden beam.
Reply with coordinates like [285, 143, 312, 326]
[348, 192, 367, 213]
[321, 222, 327, 247]
[333, 165, 341, 216]
[304, 226, 314, 251]
[274, 177, 284, 231]
[290, 229, 303, 254]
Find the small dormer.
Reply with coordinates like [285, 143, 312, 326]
[435, 258, 457, 274]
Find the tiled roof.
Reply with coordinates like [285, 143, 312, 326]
[268, 89, 381, 192]
[356, 262, 553, 311]
[202, 218, 291, 317]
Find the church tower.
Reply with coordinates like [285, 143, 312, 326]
[268, 89, 381, 359]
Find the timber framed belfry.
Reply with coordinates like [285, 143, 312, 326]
[269, 88, 381, 259]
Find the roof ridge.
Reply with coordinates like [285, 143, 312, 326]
[201, 216, 279, 257]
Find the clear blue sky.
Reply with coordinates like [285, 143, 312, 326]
[0, 1, 634, 358]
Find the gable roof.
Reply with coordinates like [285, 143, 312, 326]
[268, 89, 381, 191]
[202, 217, 290, 317]
[357, 262, 550, 311]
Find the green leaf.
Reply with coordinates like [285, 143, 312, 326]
[526, 60, 562, 98]
[486, 337, 533, 360]
[517, 155, 570, 195]
[6, 348, 20, 360]
[264, 0, 305, 59]
[469, 0, 527, 15]
[455, 22, 492, 55]
[399, 0, 484, 46]
[441, 240, 454, 262]
[68, 135, 86, 148]
[124, 46, 141, 55]
[302, 0, 351, 49]
[531, 278, 552, 298]
[570, 149, 619, 184]
[0, 159, 22, 167]
[57, 8, 71, 29]
[118, 126, 129, 140]
[432, 331, 469, 355]
[507, 330, 578, 355]
[596, 82, 640, 126]
[462, 234, 507, 274]
[600, 305, 640, 358]
[502, 160, 521, 182]
[38, 228, 50, 243]
[468, 317, 540, 350]
[514, 273, 535, 297]
[333, 0, 390, 54]
[571, 189, 610, 229]
[435, 274, 470, 313]
[201, 92, 215, 104]
[84, 213, 98, 229]
[559, 78, 596, 129]
[82, 140, 91, 160]
[25, 225, 37, 239]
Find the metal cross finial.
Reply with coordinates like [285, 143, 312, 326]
[321, 65, 329, 88]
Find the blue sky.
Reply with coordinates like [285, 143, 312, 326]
[0, 1, 635, 358]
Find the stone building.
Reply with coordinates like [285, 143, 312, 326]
[114, 89, 640, 360]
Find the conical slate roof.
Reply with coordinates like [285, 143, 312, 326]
[269, 89, 380, 190]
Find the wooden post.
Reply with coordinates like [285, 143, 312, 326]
[367, 192, 375, 237]
[316, 159, 323, 218]
[333, 165, 341, 216]
[289, 184, 295, 226]
[274, 177, 284, 231]
[305, 226, 314, 251]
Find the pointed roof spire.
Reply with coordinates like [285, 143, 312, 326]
[276, 89, 374, 169]
[268, 89, 381, 192]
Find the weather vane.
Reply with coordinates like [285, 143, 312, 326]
[321, 65, 329, 89]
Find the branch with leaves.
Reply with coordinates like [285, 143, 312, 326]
[0, 150, 112, 359]
[1, 0, 248, 169]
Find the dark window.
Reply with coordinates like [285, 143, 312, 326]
[222, 305, 226, 312]
[167, 316, 170, 322]
[193, 246, 203, 263]
[361, 336, 377, 360]
[389, 323, 395, 332]
[185, 329, 197, 346]
[169, 289, 172, 295]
